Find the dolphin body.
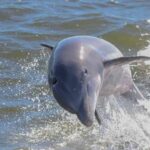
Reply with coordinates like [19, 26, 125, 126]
[41, 36, 150, 127]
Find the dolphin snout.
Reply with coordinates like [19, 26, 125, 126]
[77, 97, 95, 127]
[77, 110, 94, 127]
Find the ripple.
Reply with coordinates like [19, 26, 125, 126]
[103, 23, 150, 54]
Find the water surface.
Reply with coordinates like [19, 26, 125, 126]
[0, 0, 150, 150]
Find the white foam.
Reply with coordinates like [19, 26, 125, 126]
[147, 19, 150, 23]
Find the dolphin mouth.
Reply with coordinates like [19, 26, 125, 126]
[77, 111, 93, 127]
[77, 109, 101, 127]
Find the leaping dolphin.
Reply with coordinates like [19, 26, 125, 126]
[41, 36, 150, 127]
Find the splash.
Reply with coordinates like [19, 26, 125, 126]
[96, 94, 150, 148]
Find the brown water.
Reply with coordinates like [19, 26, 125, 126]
[0, 0, 150, 150]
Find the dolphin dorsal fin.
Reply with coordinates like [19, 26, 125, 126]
[103, 56, 150, 68]
[41, 43, 53, 51]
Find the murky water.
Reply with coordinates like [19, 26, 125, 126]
[0, 0, 150, 150]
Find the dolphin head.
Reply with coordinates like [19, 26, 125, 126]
[48, 36, 103, 126]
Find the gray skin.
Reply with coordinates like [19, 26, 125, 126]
[41, 36, 150, 127]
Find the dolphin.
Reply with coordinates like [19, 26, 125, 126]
[41, 36, 150, 127]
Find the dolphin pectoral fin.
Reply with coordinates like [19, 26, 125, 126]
[40, 43, 53, 51]
[104, 56, 150, 68]
[95, 109, 101, 125]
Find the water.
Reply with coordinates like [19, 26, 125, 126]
[0, 0, 150, 149]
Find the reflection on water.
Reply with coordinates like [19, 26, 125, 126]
[0, 0, 150, 149]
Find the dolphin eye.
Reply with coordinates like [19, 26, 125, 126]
[52, 77, 57, 85]
[81, 68, 88, 82]
[84, 68, 88, 74]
